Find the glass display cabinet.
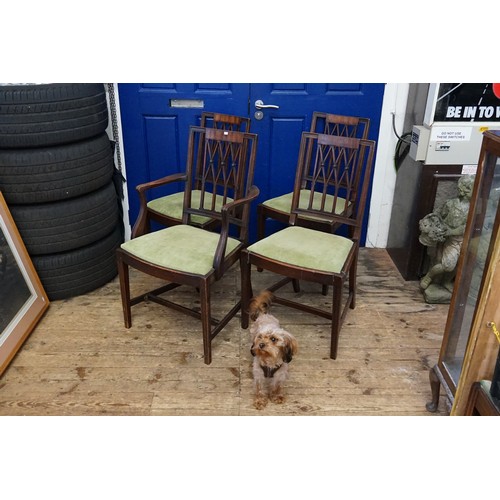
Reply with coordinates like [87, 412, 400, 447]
[426, 130, 500, 413]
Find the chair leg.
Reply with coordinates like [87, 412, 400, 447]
[240, 252, 252, 329]
[256, 205, 266, 241]
[199, 280, 212, 365]
[116, 252, 132, 328]
[349, 254, 358, 309]
[292, 279, 301, 292]
[330, 276, 343, 359]
[256, 206, 265, 272]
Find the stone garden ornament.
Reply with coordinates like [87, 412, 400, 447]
[418, 175, 475, 303]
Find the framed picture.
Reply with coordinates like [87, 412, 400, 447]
[0, 192, 49, 376]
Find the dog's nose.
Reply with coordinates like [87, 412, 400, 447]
[259, 343, 265, 349]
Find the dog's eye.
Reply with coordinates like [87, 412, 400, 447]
[271, 337, 276, 343]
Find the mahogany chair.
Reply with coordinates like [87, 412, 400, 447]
[132, 112, 251, 238]
[257, 112, 370, 240]
[117, 126, 259, 364]
[241, 132, 376, 360]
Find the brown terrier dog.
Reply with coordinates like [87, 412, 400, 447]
[249, 290, 298, 410]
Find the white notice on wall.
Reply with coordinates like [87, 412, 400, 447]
[430, 127, 472, 141]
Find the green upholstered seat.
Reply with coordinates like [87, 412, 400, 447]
[147, 190, 232, 225]
[247, 226, 354, 274]
[262, 189, 349, 221]
[121, 225, 241, 276]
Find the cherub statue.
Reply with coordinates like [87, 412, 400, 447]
[418, 175, 475, 303]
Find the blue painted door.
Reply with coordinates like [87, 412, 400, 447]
[118, 83, 385, 243]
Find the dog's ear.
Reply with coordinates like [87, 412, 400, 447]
[283, 334, 298, 363]
[250, 344, 256, 357]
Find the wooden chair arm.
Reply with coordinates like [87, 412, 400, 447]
[213, 185, 260, 279]
[131, 173, 188, 239]
[135, 172, 187, 196]
[221, 185, 260, 218]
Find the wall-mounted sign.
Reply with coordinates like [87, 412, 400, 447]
[430, 126, 472, 141]
[425, 83, 500, 125]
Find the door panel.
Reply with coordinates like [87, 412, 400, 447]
[118, 83, 385, 243]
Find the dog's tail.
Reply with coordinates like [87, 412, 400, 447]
[249, 290, 274, 321]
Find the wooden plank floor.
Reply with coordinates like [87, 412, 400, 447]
[0, 248, 451, 416]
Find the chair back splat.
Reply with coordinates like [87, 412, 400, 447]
[241, 131, 376, 360]
[117, 126, 259, 364]
[291, 133, 374, 241]
[185, 127, 254, 241]
[311, 112, 369, 139]
[132, 112, 251, 238]
[257, 111, 370, 239]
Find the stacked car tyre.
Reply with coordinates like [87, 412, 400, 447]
[0, 83, 123, 300]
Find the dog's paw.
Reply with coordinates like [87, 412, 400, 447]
[254, 396, 268, 410]
[271, 394, 285, 405]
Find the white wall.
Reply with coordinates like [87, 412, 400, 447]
[365, 83, 410, 248]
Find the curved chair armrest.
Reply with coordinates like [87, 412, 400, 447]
[220, 185, 260, 233]
[135, 172, 187, 196]
[213, 185, 260, 279]
[131, 173, 188, 239]
[222, 185, 260, 216]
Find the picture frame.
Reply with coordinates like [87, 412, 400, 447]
[0, 191, 49, 376]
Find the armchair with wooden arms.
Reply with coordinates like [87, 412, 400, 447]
[117, 126, 259, 364]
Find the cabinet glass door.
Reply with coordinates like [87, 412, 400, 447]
[443, 132, 500, 386]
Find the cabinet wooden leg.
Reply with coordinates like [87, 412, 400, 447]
[426, 365, 441, 412]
